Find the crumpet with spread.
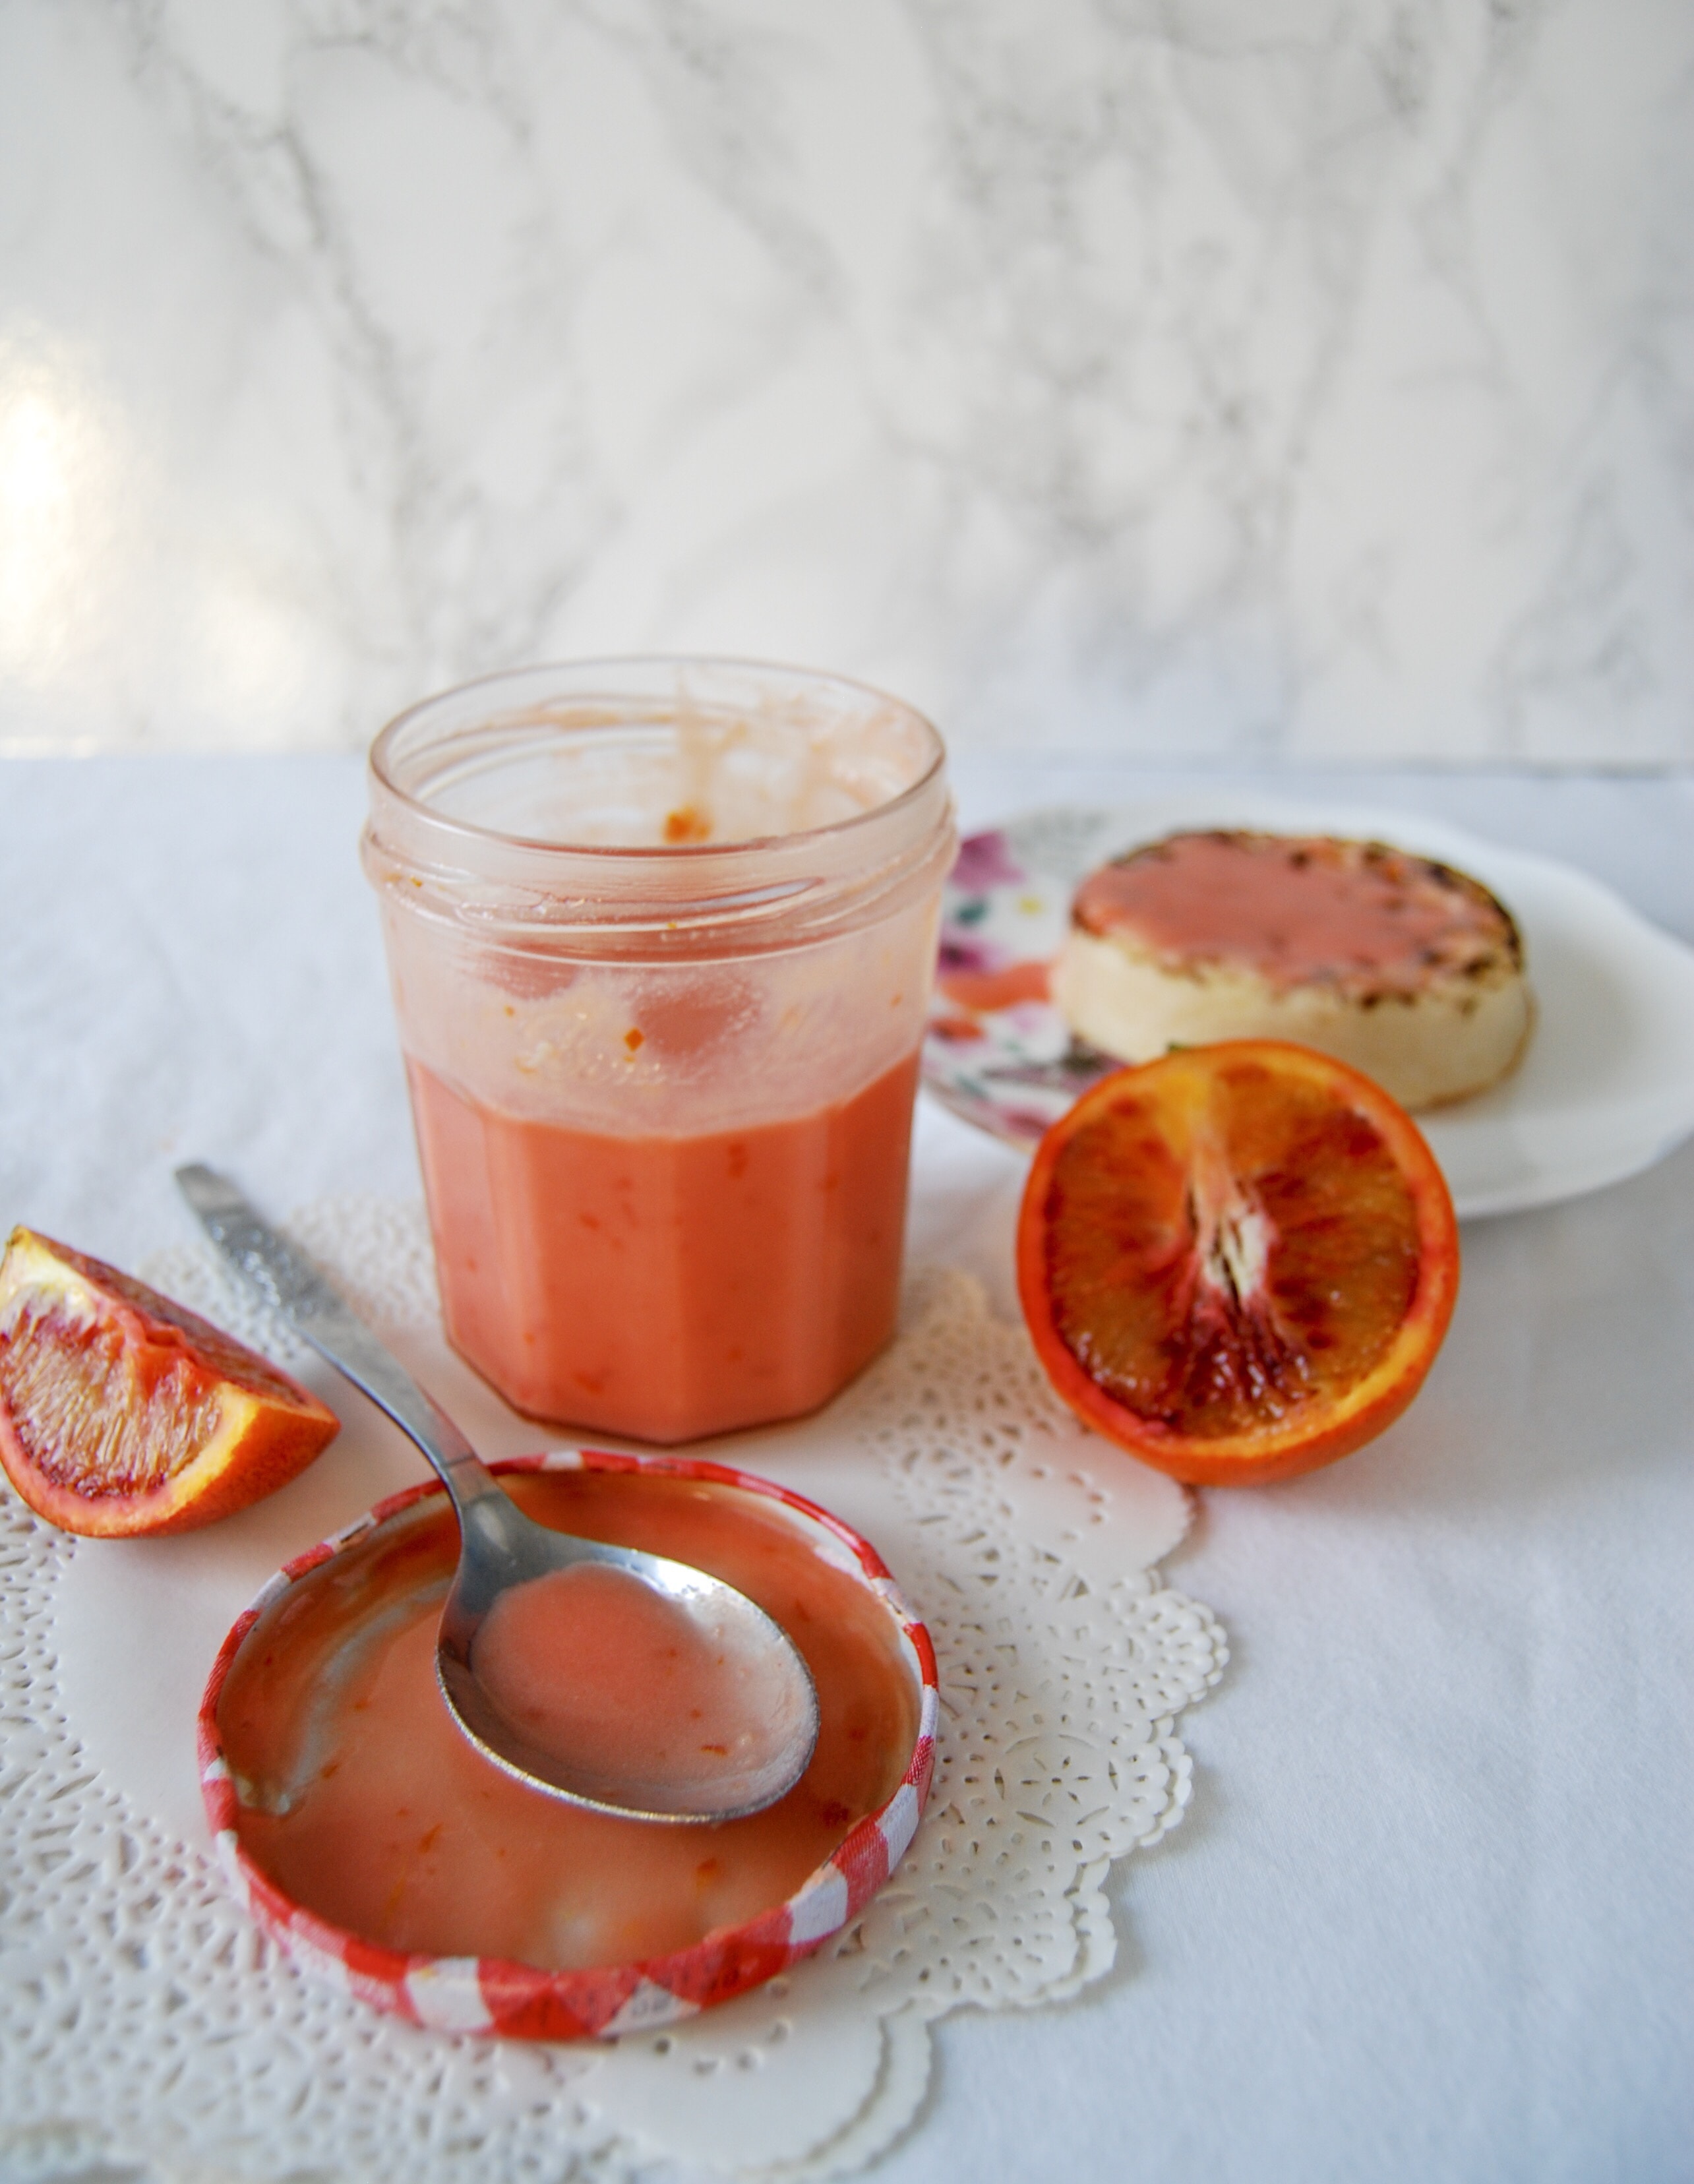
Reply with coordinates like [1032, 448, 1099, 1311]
[1052, 830, 1532, 1110]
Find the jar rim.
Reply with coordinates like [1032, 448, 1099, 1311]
[363, 655, 954, 954]
[367, 653, 948, 863]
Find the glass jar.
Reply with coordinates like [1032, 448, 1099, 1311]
[362, 657, 954, 1443]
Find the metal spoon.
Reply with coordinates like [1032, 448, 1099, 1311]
[175, 1164, 820, 1823]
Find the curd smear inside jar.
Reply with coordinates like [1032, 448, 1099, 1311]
[363, 662, 953, 1442]
[216, 1467, 921, 1971]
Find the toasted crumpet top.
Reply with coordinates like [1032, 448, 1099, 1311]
[1072, 831, 1523, 1002]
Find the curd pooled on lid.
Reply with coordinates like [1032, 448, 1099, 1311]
[216, 1463, 923, 1972]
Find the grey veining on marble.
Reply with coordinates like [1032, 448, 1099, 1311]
[1, 0, 1690, 761]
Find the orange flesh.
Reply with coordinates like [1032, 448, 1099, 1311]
[408, 1052, 919, 1441]
[473, 1562, 783, 1781]
[0, 1232, 338, 1533]
[1041, 1058, 1421, 1440]
[218, 1469, 918, 1971]
[0, 1298, 228, 1494]
[1073, 832, 1517, 996]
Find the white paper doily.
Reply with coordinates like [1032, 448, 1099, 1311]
[0, 1201, 1226, 2183]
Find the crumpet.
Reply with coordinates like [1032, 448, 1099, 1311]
[1052, 830, 1532, 1110]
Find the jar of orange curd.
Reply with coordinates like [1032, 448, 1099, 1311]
[362, 658, 954, 1443]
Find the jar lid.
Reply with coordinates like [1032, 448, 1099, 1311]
[199, 1449, 938, 2040]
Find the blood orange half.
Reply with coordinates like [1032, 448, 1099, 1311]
[0, 1228, 340, 1536]
[1017, 1042, 1459, 1485]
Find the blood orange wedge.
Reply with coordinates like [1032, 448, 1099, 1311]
[1016, 1042, 1459, 1485]
[0, 1227, 339, 1536]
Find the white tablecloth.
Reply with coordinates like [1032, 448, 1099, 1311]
[3, 754, 1690, 2184]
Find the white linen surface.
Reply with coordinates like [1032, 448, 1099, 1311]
[1, 754, 1689, 2184]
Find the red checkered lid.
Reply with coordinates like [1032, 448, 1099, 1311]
[198, 1448, 938, 2040]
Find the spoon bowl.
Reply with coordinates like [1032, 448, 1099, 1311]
[175, 1164, 820, 1822]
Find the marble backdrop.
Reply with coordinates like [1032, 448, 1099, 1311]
[1, 0, 1690, 762]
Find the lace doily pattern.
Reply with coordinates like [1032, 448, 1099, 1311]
[0, 1203, 1227, 2184]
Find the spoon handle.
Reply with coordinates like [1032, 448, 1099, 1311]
[174, 1164, 502, 1519]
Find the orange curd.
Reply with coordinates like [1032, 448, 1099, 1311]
[1071, 830, 1519, 996]
[472, 1559, 785, 1788]
[216, 1467, 919, 1971]
[408, 1052, 919, 1441]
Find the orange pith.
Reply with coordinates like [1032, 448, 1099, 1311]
[0, 1228, 340, 1536]
[1017, 1043, 1459, 1485]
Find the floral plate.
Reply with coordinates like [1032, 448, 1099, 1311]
[921, 797, 1694, 1221]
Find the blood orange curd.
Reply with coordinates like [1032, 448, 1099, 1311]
[470, 1558, 793, 1795]
[202, 1454, 936, 2036]
[363, 659, 953, 1441]
[406, 1048, 919, 1440]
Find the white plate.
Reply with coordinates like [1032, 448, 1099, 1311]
[921, 796, 1694, 1220]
